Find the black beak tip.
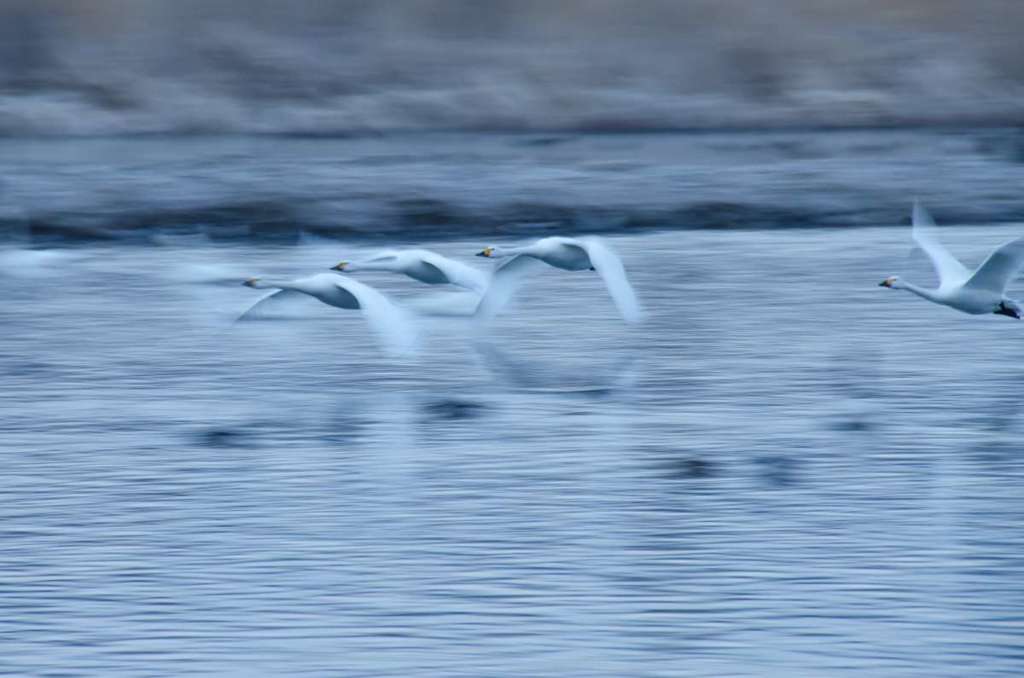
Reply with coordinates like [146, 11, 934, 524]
[475, 252, 486, 257]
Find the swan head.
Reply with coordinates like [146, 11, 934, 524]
[995, 300, 1022, 319]
[331, 261, 349, 271]
[243, 277, 260, 288]
[878, 276, 900, 289]
[478, 246, 514, 258]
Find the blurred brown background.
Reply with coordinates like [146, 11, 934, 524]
[1, 0, 1022, 135]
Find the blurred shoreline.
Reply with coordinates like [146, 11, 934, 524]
[4, 128, 1024, 245]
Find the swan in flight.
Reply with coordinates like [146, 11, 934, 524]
[879, 202, 1024, 319]
[475, 236, 642, 323]
[332, 249, 488, 293]
[239, 273, 417, 354]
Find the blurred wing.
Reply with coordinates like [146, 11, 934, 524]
[420, 252, 490, 294]
[474, 255, 546, 320]
[237, 289, 309, 321]
[580, 237, 643, 323]
[963, 236, 1024, 294]
[911, 201, 969, 287]
[405, 290, 480, 317]
[473, 341, 545, 388]
[334, 278, 418, 356]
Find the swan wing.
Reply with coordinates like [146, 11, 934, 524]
[418, 251, 490, 293]
[579, 237, 643, 323]
[359, 250, 400, 265]
[474, 254, 546, 320]
[405, 291, 480, 317]
[332, 276, 418, 355]
[912, 201, 969, 287]
[237, 288, 310, 321]
[962, 236, 1024, 294]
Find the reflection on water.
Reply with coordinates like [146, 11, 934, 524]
[3, 228, 1024, 676]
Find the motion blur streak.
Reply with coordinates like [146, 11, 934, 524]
[1, 0, 1024, 135]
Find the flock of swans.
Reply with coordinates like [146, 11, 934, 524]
[239, 203, 1024, 354]
[240, 236, 643, 354]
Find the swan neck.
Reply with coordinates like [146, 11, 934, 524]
[351, 261, 388, 271]
[899, 280, 941, 303]
[252, 278, 299, 291]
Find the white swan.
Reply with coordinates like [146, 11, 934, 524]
[475, 236, 642, 323]
[332, 249, 488, 293]
[240, 273, 417, 354]
[880, 202, 1024, 319]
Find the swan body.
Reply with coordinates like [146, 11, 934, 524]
[240, 273, 417, 354]
[332, 249, 488, 293]
[475, 236, 642, 323]
[880, 202, 1024, 319]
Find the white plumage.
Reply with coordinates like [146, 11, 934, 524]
[475, 236, 643, 323]
[240, 273, 418, 354]
[880, 202, 1024, 319]
[333, 249, 489, 294]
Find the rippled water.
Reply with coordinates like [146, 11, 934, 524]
[3, 227, 1024, 676]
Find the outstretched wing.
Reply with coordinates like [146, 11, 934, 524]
[405, 291, 480, 317]
[419, 251, 490, 294]
[911, 201, 969, 288]
[333, 277, 418, 355]
[579, 237, 643, 323]
[962, 236, 1024, 294]
[360, 251, 400, 265]
[474, 254, 546, 320]
[237, 289, 311, 321]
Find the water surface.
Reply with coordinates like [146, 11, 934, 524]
[3, 227, 1024, 676]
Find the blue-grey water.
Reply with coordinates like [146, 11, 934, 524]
[3, 222, 1024, 676]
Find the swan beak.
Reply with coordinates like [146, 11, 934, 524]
[243, 278, 259, 287]
[879, 278, 893, 288]
[332, 261, 349, 271]
[476, 247, 494, 258]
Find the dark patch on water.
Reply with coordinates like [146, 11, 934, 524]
[3, 360, 54, 377]
[829, 418, 873, 433]
[662, 457, 716, 480]
[514, 136, 574, 147]
[321, 412, 370, 445]
[26, 219, 119, 243]
[421, 399, 487, 421]
[197, 427, 248, 448]
[755, 455, 799, 487]
[566, 387, 615, 399]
